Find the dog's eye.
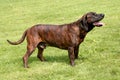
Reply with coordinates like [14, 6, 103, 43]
[91, 12, 96, 15]
[92, 13, 96, 15]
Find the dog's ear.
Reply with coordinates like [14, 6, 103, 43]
[80, 15, 88, 32]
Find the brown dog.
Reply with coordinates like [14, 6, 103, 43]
[7, 12, 105, 68]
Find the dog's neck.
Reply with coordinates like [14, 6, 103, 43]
[86, 23, 95, 32]
[76, 19, 95, 32]
[68, 19, 95, 33]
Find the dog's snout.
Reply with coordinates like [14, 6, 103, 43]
[100, 14, 105, 17]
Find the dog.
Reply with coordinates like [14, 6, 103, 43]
[7, 12, 105, 68]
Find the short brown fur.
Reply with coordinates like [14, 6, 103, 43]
[7, 12, 104, 68]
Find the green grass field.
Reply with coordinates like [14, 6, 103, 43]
[0, 0, 120, 80]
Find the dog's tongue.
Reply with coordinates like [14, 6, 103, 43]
[93, 22, 104, 27]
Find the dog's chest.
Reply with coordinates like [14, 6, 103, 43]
[79, 30, 87, 40]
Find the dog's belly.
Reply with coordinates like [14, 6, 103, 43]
[46, 41, 71, 49]
[42, 34, 81, 50]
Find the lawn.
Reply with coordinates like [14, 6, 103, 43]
[0, 0, 120, 80]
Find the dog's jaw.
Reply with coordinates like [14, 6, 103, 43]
[93, 22, 104, 27]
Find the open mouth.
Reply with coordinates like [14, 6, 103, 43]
[93, 22, 104, 27]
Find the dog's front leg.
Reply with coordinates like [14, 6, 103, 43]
[68, 47, 75, 66]
[74, 45, 79, 59]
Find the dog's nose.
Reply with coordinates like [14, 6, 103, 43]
[100, 14, 105, 17]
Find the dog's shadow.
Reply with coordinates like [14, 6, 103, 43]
[28, 54, 87, 65]
[29, 55, 69, 64]
[12, 54, 87, 67]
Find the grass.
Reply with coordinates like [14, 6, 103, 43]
[0, 0, 120, 80]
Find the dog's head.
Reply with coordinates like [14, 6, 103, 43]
[86, 12, 105, 27]
[80, 12, 105, 32]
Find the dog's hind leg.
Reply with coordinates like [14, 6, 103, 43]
[37, 46, 45, 61]
[37, 42, 46, 61]
[23, 44, 36, 68]
[23, 37, 39, 68]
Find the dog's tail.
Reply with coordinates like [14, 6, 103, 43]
[7, 30, 27, 45]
